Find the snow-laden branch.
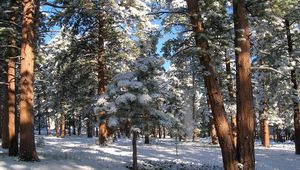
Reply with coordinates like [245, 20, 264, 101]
[251, 65, 284, 75]
[147, 10, 189, 16]
[168, 46, 194, 59]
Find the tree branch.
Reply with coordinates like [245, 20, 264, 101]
[147, 10, 189, 16]
[251, 66, 284, 75]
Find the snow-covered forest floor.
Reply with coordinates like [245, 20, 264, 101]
[1, 136, 300, 170]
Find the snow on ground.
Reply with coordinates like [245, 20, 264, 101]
[1, 136, 300, 170]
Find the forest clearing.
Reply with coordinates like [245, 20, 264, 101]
[0, 0, 299, 170]
[1, 135, 300, 170]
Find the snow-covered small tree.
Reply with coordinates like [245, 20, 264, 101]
[94, 54, 173, 144]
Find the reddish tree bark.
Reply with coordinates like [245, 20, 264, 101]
[260, 119, 270, 148]
[231, 115, 237, 147]
[211, 121, 218, 145]
[233, 0, 255, 169]
[8, 0, 18, 156]
[225, 54, 237, 147]
[185, 1, 238, 169]
[61, 112, 65, 138]
[193, 128, 197, 142]
[19, 0, 39, 161]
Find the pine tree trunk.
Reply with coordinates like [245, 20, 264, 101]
[55, 116, 59, 137]
[226, 54, 237, 146]
[260, 119, 270, 148]
[87, 116, 93, 138]
[68, 125, 71, 136]
[163, 126, 166, 138]
[125, 118, 131, 138]
[193, 128, 197, 142]
[225, 56, 235, 100]
[97, 12, 108, 144]
[231, 115, 237, 147]
[61, 112, 65, 138]
[144, 115, 150, 144]
[132, 131, 138, 170]
[192, 70, 197, 143]
[285, 18, 300, 154]
[211, 121, 218, 145]
[145, 134, 150, 144]
[8, 0, 18, 156]
[95, 127, 99, 137]
[158, 125, 162, 139]
[185, 1, 238, 169]
[46, 109, 51, 135]
[233, 0, 255, 169]
[260, 120, 264, 145]
[19, 0, 39, 161]
[1, 65, 9, 149]
[258, 56, 270, 148]
[37, 96, 41, 136]
[151, 128, 156, 138]
[77, 116, 81, 135]
[72, 115, 76, 135]
[73, 125, 76, 135]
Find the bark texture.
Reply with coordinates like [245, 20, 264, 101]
[285, 19, 300, 154]
[132, 131, 138, 170]
[61, 111, 65, 138]
[19, 0, 39, 161]
[185, 1, 238, 169]
[260, 119, 270, 148]
[8, 0, 18, 156]
[231, 115, 237, 147]
[233, 0, 255, 169]
[211, 122, 218, 145]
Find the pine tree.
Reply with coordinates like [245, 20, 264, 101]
[184, 0, 238, 169]
[233, 0, 255, 168]
[8, 0, 18, 156]
[0, 1, 10, 149]
[19, 0, 39, 161]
